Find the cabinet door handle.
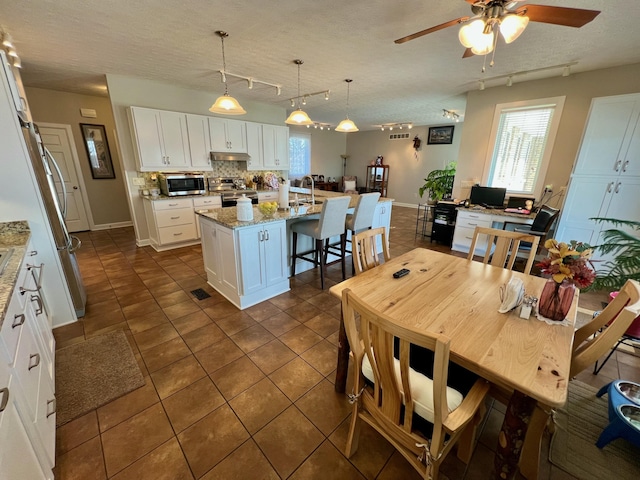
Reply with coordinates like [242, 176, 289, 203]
[168, 203, 178, 206]
[614, 159, 622, 172]
[12, 313, 25, 328]
[606, 181, 614, 193]
[46, 398, 57, 418]
[171, 216, 180, 220]
[614, 182, 621, 194]
[21, 263, 44, 295]
[28, 353, 41, 370]
[264, 230, 270, 241]
[258, 231, 264, 242]
[622, 160, 629, 172]
[173, 232, 183, 236]
[30, 294, 44, 315]
[0, 387, 8, 412]
[166, 156, 170, 164]
[28, 250, 38, 256]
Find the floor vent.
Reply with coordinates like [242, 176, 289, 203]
[389, 133, 410, 140]
[191, 288, 211, 300]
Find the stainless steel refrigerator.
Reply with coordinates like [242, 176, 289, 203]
[21, 122, 87, 317]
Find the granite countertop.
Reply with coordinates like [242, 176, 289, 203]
[142, 192, 223, 201]
[456, 206, 536, 220]
[0, 221, 31, 329]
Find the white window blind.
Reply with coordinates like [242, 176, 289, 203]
[289, 133, 311, 177]
[487, 106, 555, 194]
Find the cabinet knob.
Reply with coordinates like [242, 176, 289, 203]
[28, 353, 41, 370]
[0, 387, 8, 412]
[46, 398, 57, 418]
[12, 313, 25, 329]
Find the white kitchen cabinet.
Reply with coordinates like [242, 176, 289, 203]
[199, 216, 289, 309]
[371, 201, 393, 251]
[129, 107, 189, 171]
[209, 117, 247, 153]
[0, 243, 56, 480]
[143, 198, 198, 251]
[262, 124, 289, 169]
[557, 93, 640, 260]
[186, 114, 213, 169]
[238, 223, 288, 296]
[193, 196, 222, 238]
[573, 94, 640, 177]
[452, 210, 533, 255]
[258, 191, 279, 203]
[245, 121, 264, 171]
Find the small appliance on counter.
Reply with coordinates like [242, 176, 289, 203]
[209, 176, 259, 207]
[157, 173, 206, 196]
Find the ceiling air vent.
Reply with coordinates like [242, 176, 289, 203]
[389, 133, 410, 140]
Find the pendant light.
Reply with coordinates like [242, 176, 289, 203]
[210, 31, 246, 115]
[285, 60, 313, 125]
[335, 79, 359, 133]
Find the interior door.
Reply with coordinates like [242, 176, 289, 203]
[38, 125, 90, 232]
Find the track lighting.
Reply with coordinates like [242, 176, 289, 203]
[377, 123, 413, 131]
[506, 76, 513, 87]
[479, 80, 485, 91]
[1, 33, 13, 48]
[562, 65, 571, 77]
[302, 96, 307, 106]
[325, 91, 329, 100]
[443, 109, 460, 122]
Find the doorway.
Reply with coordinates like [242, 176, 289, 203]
[37, 124, 91, 232]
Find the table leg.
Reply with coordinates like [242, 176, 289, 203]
[494, 390, 537, 480]
[518, 403, 550, 480]
[335, 310, 349, 393]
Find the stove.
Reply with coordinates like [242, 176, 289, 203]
[208, 177, 258, 207]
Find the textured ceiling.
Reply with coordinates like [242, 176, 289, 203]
[2, 0, 639, 130]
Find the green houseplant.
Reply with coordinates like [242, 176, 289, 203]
[588, 218, 640, 291]
[418, 162, 456, 202]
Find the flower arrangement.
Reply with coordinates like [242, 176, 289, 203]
[537, 239, 596, 289]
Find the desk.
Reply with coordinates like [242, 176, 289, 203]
[329, 249, 577, 479]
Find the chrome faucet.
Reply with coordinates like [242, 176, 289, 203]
[301, 175, 315, 205]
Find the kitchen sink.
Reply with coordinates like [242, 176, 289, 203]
[0, 248, 14, 276]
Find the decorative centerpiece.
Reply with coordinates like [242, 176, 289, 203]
[536, 239, 595, 321]
[258, 202, 278, 217]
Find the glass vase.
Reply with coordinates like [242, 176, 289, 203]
[538, 279, 575, 321]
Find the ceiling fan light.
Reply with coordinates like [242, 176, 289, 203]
[458, 19, 486, 48]
[335, 118, 359, 132]
[209, 94, 247, 115]
[470, 31, 495, 55]
[499, 14, 529, 44]
[285, 108, 314, 125]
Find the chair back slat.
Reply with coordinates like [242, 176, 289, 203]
[467, 226, 540, 274]
[571, 279, 640, 377]
[353, 227, 391, 275]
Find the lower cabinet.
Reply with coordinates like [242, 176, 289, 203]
[0, 244, 56, 480]
[371, 201, 393, 251]
[200, 217, 289, 309]
[452, 210, 533, 255]
[144, 197, 198, 251]
[193, 196, 222, 239]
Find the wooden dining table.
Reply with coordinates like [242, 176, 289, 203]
[329, 248, 578, 480]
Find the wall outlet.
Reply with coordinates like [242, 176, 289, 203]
[132, 177, 145, 186]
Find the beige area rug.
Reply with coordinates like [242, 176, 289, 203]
[549, 380, 640, 479]
[55, 330, 145, 427]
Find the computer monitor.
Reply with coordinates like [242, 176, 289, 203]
[469, 186, 507, 208]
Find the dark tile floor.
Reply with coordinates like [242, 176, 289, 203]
[52, 206, 640, 479]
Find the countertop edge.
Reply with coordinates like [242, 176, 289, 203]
[0, 221, 32, 329]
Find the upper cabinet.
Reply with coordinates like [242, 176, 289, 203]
[186, 114, 212, 169]
[245, 121, 264, 171]
[262, 124, 289, 170]
[129, 107, 189, 171]
[573, 94, 640, 177]
[209, 117, 247, 153]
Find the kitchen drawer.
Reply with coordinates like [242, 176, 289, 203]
[258, 191, 278, 202]
[194, 196, 222, 209]
[452, 225, 479, 250]
[456, 211, 492, 229]
[13, 319, 42, 420]
[152, 198, 193, 211]
[158, 223, 198, 245]
[155, 208, 195, 228]
[0, 292, 26, 365]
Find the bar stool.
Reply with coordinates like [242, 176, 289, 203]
[291, 196, 351, 289]
[344, 192, 380, 273]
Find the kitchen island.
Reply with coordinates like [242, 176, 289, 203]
[197, 191, 393, 309]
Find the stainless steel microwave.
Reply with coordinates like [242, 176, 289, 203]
[157, 174, 206, 196]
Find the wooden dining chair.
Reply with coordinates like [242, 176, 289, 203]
[352, 226, 390, 275]
[342, 288, 489, 480]
[570, 279, 640, 377]
[467, 226, 540, 274]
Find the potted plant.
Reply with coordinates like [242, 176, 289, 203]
[588, 218, 640, 291]
[418, 162, 456, 203]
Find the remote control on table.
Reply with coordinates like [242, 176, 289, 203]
[393, 268, 410, 278]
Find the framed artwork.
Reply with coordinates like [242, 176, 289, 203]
[80, 123, 115, 179]
[427, 125, 455, 145]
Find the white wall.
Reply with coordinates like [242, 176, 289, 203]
[345, 124, 463, 205]
[106, 74, 286, 242]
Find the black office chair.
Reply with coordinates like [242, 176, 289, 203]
[504, 204, 560, 253]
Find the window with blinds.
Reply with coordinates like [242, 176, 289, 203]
[487, 106, 556, 195]
[289, 133, 311, 177]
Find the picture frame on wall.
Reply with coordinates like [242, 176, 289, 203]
[80, 123, 115, 179]
[427, 125, 455, 145]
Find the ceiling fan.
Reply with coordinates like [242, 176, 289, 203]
[395, 1, 600, 58]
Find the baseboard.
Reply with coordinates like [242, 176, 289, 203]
[136, 238, 151, 247]
[91, 221, 134, 231]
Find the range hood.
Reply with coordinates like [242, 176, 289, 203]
[210, 152, 251, 162]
